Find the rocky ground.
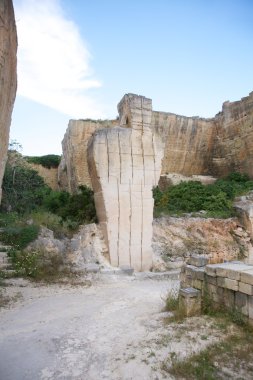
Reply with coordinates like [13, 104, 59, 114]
[1, 272, 250, 380]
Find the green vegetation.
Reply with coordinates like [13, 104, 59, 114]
[1, 164, 49, 214]
[0, 225, 40, 250]
[25, 154, 61, 168]
[162, 283, 253, 379]
[8, 249, 64, 280]
[153, 172, 253, 218]
[0, 164, 97, 226]
[0, 159, 97, 280]
[168, 331, 253, 380]
[43, 185, 97, 225]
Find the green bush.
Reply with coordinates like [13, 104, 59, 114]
[9, 249, 64, 281]
[1, 164, 50, 214]
[11, 250, 39, 278]
[153, 172, 253, 218]
[25, 154, 61, 168]
[43, 185, 97, 225]
[0, 225, 40, 250]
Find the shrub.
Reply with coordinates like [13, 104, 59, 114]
[9, 249, 64, 281]
[43, 185, 97, 225]
[1, 164, 50, 214]
[11, 250, 39, 278]
[0, 225, 40, 250]
[25, 154, 61, 169]
[153, 172, 253, 218]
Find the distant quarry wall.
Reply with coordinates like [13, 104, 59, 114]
[0, 0, 17, 202]
[58, 91, 253, 193]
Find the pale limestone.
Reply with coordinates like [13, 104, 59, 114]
[240, 269, 253, 285]
[88, 126, 162, 271]
[88, 95, 163, 271]
[238, 282, 253, 296]
[58, 119, 116, 193]
[224, 278, 238, 291]
[215, 263, 251, 280]
[58, 91, 253, 194]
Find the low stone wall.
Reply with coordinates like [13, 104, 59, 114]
[181, 258, 253, 323]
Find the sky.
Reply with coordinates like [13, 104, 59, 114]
[11, 0, 253, 156]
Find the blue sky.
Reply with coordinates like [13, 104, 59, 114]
[11, 0, 253, 155]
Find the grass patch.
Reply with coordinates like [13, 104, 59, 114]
[167, 330, 253, 380]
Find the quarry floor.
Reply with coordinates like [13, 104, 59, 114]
[0, 273, 252, 380]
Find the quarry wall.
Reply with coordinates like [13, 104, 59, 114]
[58, 119, 117, 193]
[212, 92, 253, 177]
[59, 91, 253, 193]
[0, 0, 17, 202]
[28, 163, 59, 191]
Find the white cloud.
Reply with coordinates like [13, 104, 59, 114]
[14, 0, 105, 118]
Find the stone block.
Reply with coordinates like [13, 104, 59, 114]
[238, 282, 253, 295]
[187, 254, 208, 267]
[192, 279, 203, 290]
[235, 292, 248, 316]
[217, 277, 225, 287]
[205, 264, 219, 277]
[119, 266, 134, 275]
[248, 296, 253, 320]
[223, 289, 235, 309]
[206, 275, 217, 285]
[206, 283, 216, 296]
[224, 278, 238, 291]
[240, 269, 253, 285]
[216, 262, 251, 280]
[179, 287, 201, 317]
[216, 286, 224, 303]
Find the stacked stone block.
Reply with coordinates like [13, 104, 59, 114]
[88, 95, 163, 271]
[181, 259, 253, 323]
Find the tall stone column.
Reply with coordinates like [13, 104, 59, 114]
[88, 95, 163, 271]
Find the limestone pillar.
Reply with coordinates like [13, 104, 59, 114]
[88, 95, 163, 271]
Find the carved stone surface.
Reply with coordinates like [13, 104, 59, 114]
[0, 0, 17, 202]
[88, 95, 163, 271]
[151, 112, 215, 176]
[58, 119, 116, 193]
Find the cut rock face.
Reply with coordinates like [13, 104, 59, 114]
[88, 123, 162, 271]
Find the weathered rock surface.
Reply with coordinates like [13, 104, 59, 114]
[27, 224, 110, 273]
[58, 119, 116, 193]
[67, 223, 109, 270]
[58, 91, 253, 193]
[88, 95, 163, 271]
[151, 112, 215, 176]
[0, 0, 17, 202]
[27, 227, 66, 257]
[28, 163, 59, 190]
[152, 216, 251, 269]
[212, 92, 253, 177]
[234, 192, 253, 239]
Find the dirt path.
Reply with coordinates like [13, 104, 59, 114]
[0, 275, 179, 380]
